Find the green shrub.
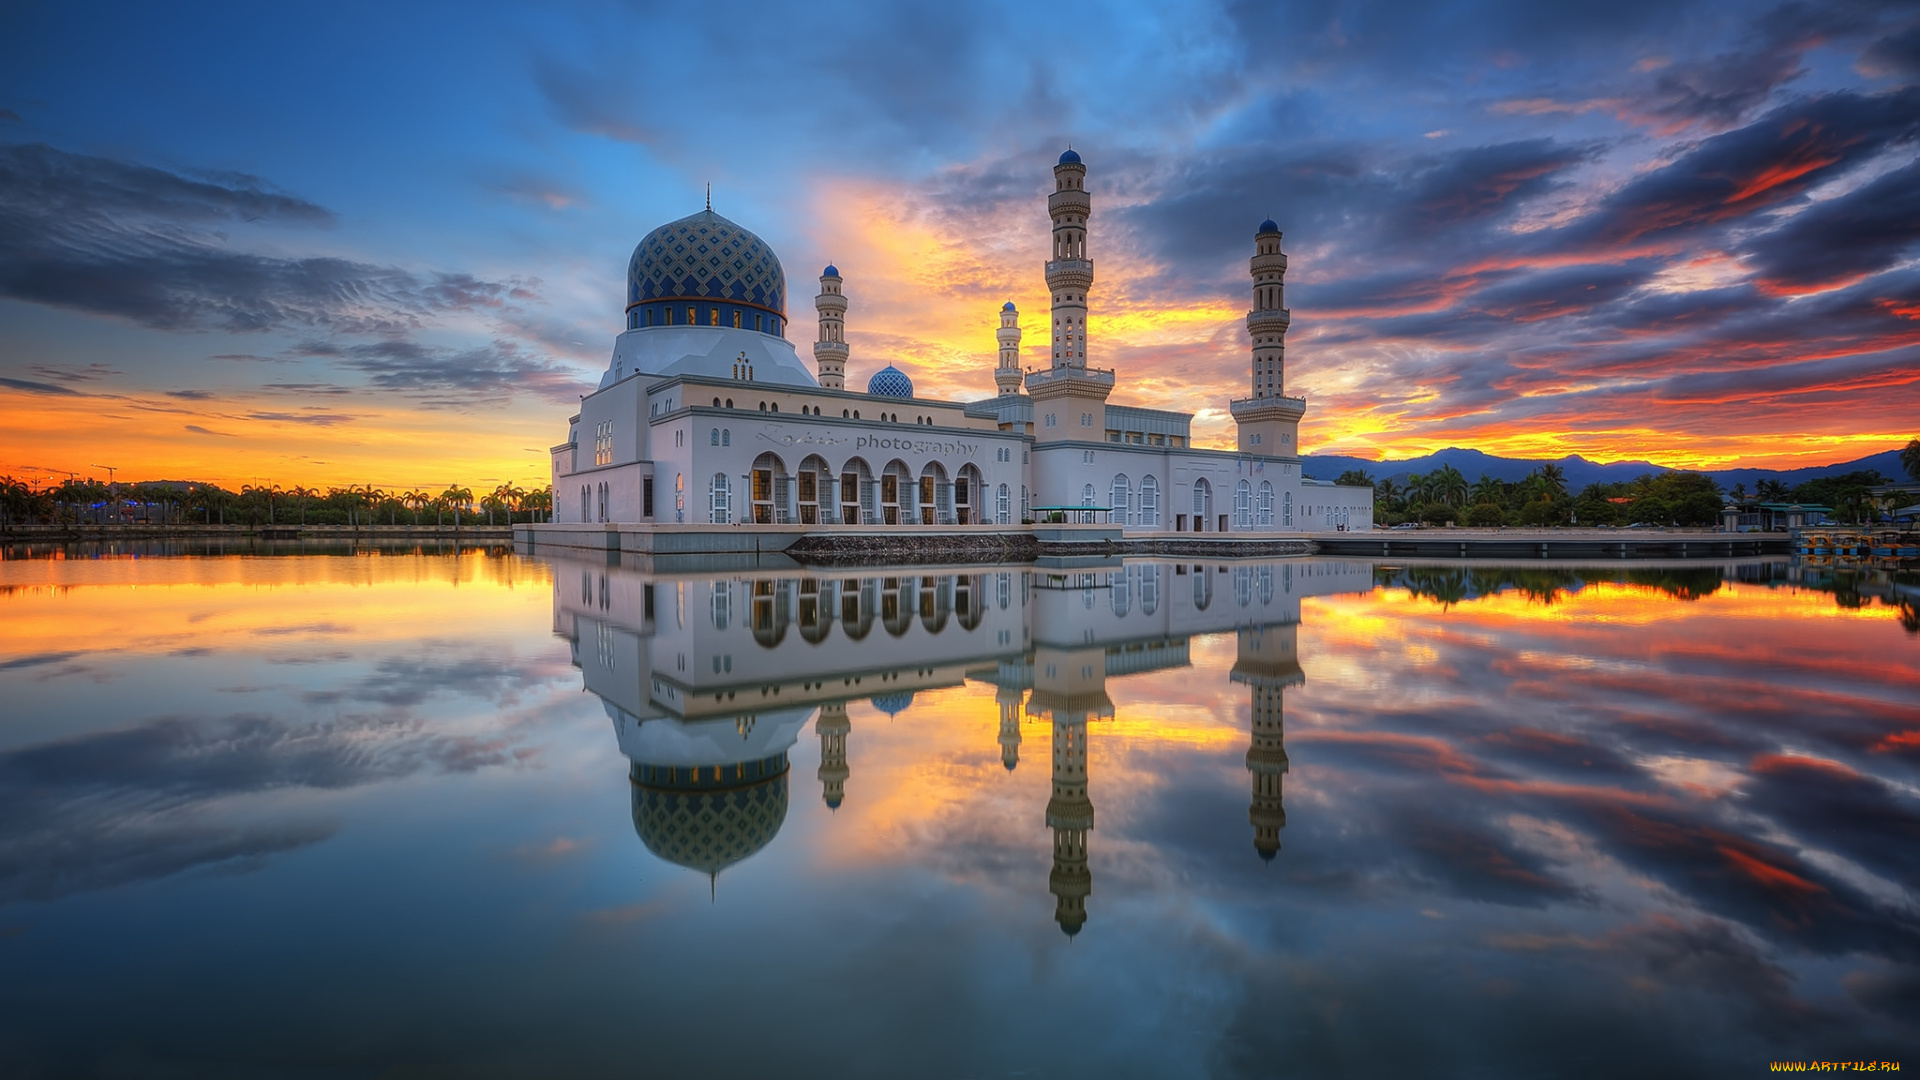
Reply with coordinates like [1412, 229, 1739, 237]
[1420, 504, 1458, 526]
[1465, 503, 1505, 527]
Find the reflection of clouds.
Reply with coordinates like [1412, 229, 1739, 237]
[0, 705, 540, 904]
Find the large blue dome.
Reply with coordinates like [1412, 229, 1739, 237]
[626, 209, 787, 328]
[1058, 148, 1081, 165]
[1258, 218, 1281, 235]
[867, 365, 913, 398]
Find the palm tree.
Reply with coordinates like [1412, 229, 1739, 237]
[1903, 436, 1920, 482]
[441, 485, 472, 527]
[1434, 464, 1468, 507]
[1536, 464, 1567, 500]
[523, 485, 553, 523]
[1730, 482, 1749, 504]
[1756, 479, 1788, 502]
[1470, 474, 1503, 505]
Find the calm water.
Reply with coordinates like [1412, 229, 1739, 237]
[2, 547, 1916, 1078]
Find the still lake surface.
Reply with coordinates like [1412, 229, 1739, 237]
[2, 545, 1916, 1078]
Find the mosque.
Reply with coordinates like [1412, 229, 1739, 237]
[548, 150, 1373, 536]
[557, 552, 1373, 934]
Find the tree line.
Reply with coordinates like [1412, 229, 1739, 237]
[1332, 463, 1901, 528]
[0, 478, 554, 529]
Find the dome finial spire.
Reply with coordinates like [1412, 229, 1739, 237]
[705, 182, 711, 212]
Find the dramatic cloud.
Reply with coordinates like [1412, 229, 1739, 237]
[0, 143, 528, 335]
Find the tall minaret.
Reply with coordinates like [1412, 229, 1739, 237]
[1047, 150, 1091, 369]
[816, 702, 851, 809]
[1232, 623, 1303, 861]
[814, 265, 848, 391]
[994, 302, 1023, 396]
[1231, 219, 1305, 455]
[1027, 149, 1113, 444]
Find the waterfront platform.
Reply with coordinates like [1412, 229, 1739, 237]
[1318, 527, 1789, 559]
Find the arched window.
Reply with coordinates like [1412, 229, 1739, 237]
[709, 473, 731, 524]
[1283, 490, 1293, 527]
[1082, 483, 1095, 507]
[1193, 478, 1212, 522]
[722, 430, 730, 446]
[710, 428, 719, 446]
[1234, 480, 1252, 530]
[997, 482, 1011, 525]
[1139, 475, 1159, 528]
[1110, 474, 1130, 527]
[1257, 481, 1274, 528]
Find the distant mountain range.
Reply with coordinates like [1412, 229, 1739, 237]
[1301, 447, 1910, 490]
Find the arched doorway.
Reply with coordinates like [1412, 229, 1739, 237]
[918, 461, 950, 525]
[840, 457, 872, 525]
[750, 453, 788, 524]
[955, 464, 983, 525]
[880, 460, 912, 525]
[1193, 478, 1212, 532]
[797, 455, 832, 525]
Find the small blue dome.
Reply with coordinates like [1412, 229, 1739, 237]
[1002, 301, 1016, 311]
[870, 691, 915, 716]
[866, 365, 914, 399]
[1058, 148, 1081, 165]
[823, 263, 839, 278]
[1258, 218, 1280, 235]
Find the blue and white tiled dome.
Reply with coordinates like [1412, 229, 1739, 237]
[626, 209, 787, 335]
[870, 692, 916, 716]
[867, 365, 913, 398]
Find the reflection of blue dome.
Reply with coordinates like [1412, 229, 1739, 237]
[626, 209, 786, 321]
[823, 263, 839, 277]
[1258, 218, 1280, 235]
[630, 753, 790, 876]
[1058, 148, 1081, 165]
[867, 365, 913, 398]
[1002, 301, 1016, 311]
[870, 692, 915, 716]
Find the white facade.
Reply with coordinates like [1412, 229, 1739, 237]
[550, 152, 1373, 534]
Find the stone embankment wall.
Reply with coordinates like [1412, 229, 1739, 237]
[786, 532, 1042, 566]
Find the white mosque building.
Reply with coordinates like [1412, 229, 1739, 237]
[547, 150, 1372, 538]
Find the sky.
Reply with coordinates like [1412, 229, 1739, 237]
[1, 0, 1917, 491]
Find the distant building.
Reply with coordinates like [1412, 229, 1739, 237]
[549, 151, 1371, 535]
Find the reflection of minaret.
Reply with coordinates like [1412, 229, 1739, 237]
[1232, 624, 1303, 862]
[996, 684, 1024, 771]
[816, 703, 850, 809]
[1030, 644, 1110, 936]
[1046, 712, 1093, 935]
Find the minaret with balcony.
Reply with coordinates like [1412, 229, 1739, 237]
[1231, 623, 1303, 861]
[1026, 149, 1114, 443]
[814, 265, 848, 390]
[1231, 220, 1305, 456]
[996, 684, 1025, 770]
[994, 302, 1024, 396]
[1028, 641, 1111, 936]
[816, 702, 851, 809]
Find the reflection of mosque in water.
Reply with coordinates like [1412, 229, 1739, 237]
[554, 556, 1371, 932]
